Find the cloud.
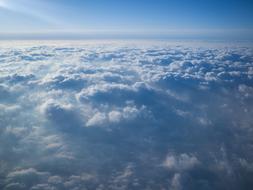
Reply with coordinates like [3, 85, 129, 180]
[86, 112, 107, 127]
[163, 154, 199, 171]
[0, 41, 253, 190]
[170, 173, 182, 190]
[6, 168, 50, 189]
[86, 104, 148, 127]
[39, 99, 84, 131]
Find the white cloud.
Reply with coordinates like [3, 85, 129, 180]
[86, 112, 107, 127]
[164, 154, 199, 171]
[170, 173, 182, 190]
[47, 176, 63, 185]
[108, 111, 122, 123]
[0, 41, 253, 190]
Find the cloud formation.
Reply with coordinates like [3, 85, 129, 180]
[0, 41, 253, 189]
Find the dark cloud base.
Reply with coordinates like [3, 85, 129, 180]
[0, 41, 253, 190]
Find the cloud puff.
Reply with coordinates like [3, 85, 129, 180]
[0, 41, 253, 190]
[164, 153, 199, 171]
[6, 168, 50, 190]
[86, 104, 148, 127]
[39, 99, 84, 131]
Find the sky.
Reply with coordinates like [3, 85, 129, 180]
[0, 0, 253, 39]
[1, 2, 253, 189]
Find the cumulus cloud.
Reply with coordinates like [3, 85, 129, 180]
[6, 168, 50, 190]
[164, 153, 199, 171]
[170, 173, 182, 190]
[0, 41, 253, 189]
[39, 99, 84, 130]
[86, 104, 148, 127]
[86, 112, 107, 127]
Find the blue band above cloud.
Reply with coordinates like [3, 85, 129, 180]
[0, 0, 253, 40]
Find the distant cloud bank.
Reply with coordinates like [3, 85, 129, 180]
[1, 29, 253, 40]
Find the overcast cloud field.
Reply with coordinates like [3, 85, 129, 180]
[0, 40, 253, 190]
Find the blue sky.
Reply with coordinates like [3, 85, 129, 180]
[0, 0, 253, 39]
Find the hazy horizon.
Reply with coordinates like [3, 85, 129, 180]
[0, 0, 253, 40]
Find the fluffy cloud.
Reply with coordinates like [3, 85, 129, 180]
[0, 41, 253, 189]
[39, 99, 84, 131]
[164, 154, 199, 171]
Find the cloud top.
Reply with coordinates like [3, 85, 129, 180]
[0, 41, 253, 190]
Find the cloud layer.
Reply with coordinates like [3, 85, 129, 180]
[0, 41, 253, 189]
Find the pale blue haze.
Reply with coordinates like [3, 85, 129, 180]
[0, 0, 253, 39]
